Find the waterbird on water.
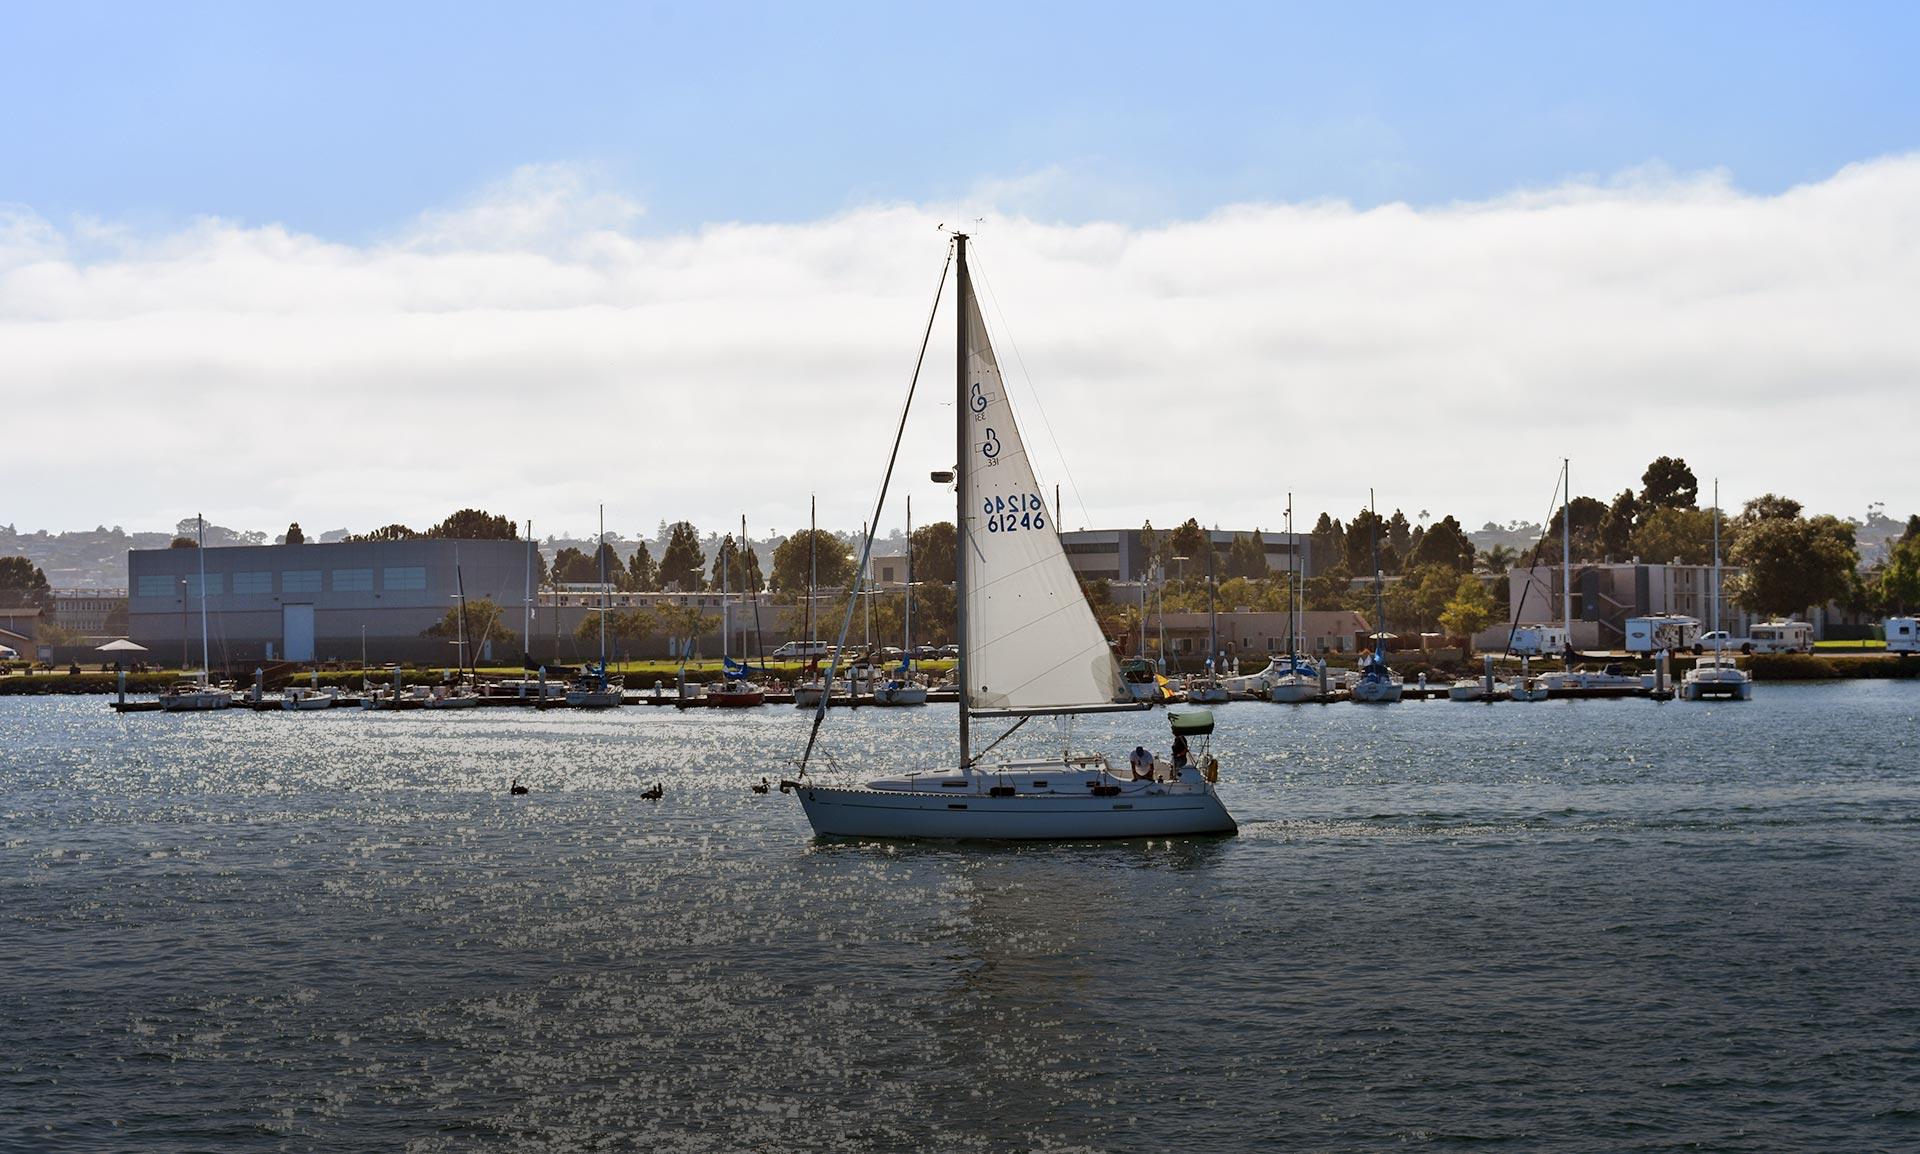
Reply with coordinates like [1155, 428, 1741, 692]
[510, 778, 529, 795]
[751, 777, 770, 794]
[641, 782, 663, 801]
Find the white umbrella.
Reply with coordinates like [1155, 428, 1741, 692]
[95, 638, 149, 653]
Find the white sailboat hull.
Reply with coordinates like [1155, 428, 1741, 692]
[793, 781, 1237, 840]
[567, 690, 623, 708]
[161, 690, 231, 711]
[1266, 675, 1320, 703]
[1681, 667, 1753, 700]
[421, 694, 482, 709]
[1350, 678, 1403, 703]
[873, 684, 928, 706]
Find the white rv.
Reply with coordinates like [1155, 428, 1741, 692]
[1748, 620, 1815, 654]
[1884, 617, 1919, 654]
[1508, 624, 1569, 657]
[1624, 615, 1700, 654]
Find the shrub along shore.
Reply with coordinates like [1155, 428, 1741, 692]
[2, 653, 1913, 696]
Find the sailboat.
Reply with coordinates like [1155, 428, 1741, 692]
[1682, 479, 1753, 701]
[784, 234, 1237, 839]
[792, 497, 831, 709]
[1537, 459, 1646, 697]
[424, 564, 483, 708]
[711, 516, 768, 707]
[1183, 540, 1231, 704]
[161, 513, 232, 711]
[1350, 492, 1404, 703]
[281, 662, 338, 710]
[566, 505, 624, 708]
[874, 495, 929, 706]
[1266, 494, 1322, 704]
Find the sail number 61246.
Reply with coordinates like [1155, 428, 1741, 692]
[983, 493, 1047, 533]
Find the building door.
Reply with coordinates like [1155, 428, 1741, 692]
[283, 604, 315, 662]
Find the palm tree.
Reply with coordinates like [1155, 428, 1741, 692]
[1476, 544, 1518, 575]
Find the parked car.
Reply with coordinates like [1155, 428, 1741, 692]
[770, 641, 834, 659]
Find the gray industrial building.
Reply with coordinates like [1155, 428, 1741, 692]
[1058, 528, 1310, 584]
[127, 538, 531, 666]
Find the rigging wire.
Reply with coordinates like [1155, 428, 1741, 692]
[1504, 462, 1568, 656]
[797, 247, 953, 774]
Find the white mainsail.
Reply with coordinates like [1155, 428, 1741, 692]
[960, 278, 1122, 713]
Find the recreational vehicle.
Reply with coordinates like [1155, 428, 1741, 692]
[1624, 615, 1700, 654]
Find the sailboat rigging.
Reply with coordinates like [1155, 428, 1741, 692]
[161, 513, 231, 711]
[784, 234, 1236, 839]
[566, 505, 623, 707]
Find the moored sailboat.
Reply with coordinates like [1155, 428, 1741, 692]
[1349, 492, 1403, 704]
[566, 505, 624, 708]
[874, 495, 928, 706]
[1682, 479, 1753, 701]
[160, 514, 232, 711]
[1265, 494, 1322, 703]
[785, 235, 1236, 839]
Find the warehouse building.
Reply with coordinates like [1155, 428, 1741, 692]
[127, 538, 531, 666]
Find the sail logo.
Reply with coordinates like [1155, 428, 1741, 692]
[980, 428, 1001, 462]
[982, 492, 1046, 533]
[970, 382, 989, 413]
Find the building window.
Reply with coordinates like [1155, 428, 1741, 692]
[232, 571, 273, 594]
[333, 569, 374, 592]
[384, 566, 427, 590]
[185, 574, 223, 597]
[283, 570, 322, 593]
[136, 575, 175, 597]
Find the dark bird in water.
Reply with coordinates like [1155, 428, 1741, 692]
[510, 778, 529, 795]
[640, 782, 664, 801]
[750, 777, 770, 794]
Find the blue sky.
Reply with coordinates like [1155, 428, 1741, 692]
[6, 2, 1914, 239]
[4, 3, 1918, 537]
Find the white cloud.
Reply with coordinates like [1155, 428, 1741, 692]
[4, 157, 1917, 541]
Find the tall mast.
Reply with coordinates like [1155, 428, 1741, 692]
[954, 233, 971, 771]
[1206, 529, 1217, 671]
[1370, 489, 1383, 662]
[807, 494, 815, 646]
[523, 519, 533, 660]
[1562, 458, 1572, 650]
[454, 556, 468, 676]
[196, 513, 209, 681]
[1287, 494, 1296, 666]
[721, 518, 729, 664]
[1712, 478, 1722, 652]
[743, 513, 761, 672]
[904, 494, 913, 667]
[598, 504, 607, 679]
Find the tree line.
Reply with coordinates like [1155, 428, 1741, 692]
[1093, 456, 1919, 642]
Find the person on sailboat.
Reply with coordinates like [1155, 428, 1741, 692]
[1171, 732, 1191, 768]
[1129, 745, 1154, 780]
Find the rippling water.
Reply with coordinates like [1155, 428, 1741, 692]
[4, 684, 1918, 1152]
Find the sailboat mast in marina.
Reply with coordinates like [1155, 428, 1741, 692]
[874, 495, 929, 705]
[784, 234, 1236, 838]
[1351, 490, 1404, 703]
[712, 516, 767, 706]
[564, 505, 622, 707]
[161, 513, 232, 710]
[1682, 478, 1753, 700]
